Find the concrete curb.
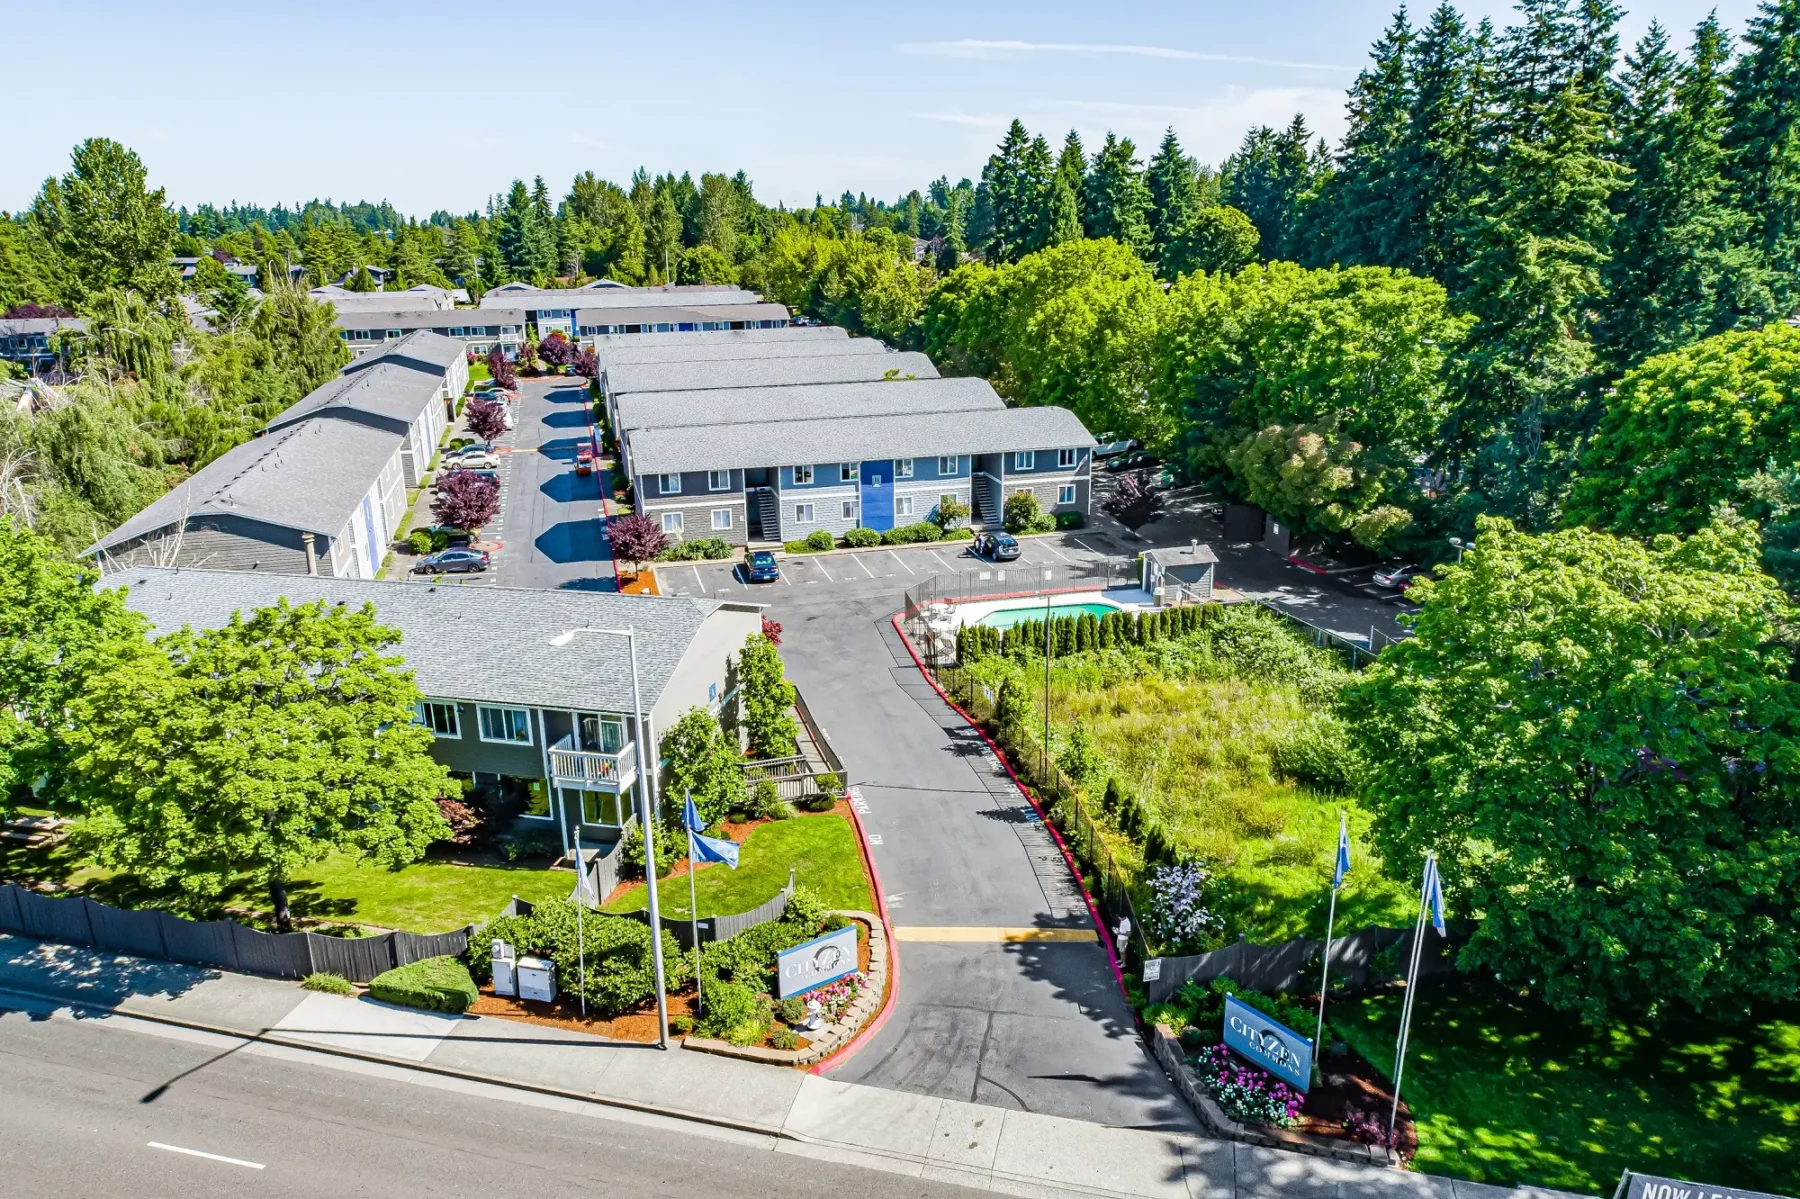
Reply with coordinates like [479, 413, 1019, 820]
[0, 981, 789, 1143]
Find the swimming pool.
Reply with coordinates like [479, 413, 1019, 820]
[977, 601, 1123, 629]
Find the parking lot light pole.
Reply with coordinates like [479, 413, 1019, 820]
[548, 625, 670, 1048]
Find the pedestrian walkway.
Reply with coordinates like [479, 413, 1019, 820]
[0, 932, 1580, 1199]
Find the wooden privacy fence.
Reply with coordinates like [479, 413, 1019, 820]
[1142, 923, 1466, 1006]
[612, 872, 795, 952]
[740, 689, 847, 804]
[0, 883, 470, 985]
[574, 814, 638, 908]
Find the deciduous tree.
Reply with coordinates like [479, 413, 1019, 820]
[737, 632, 798, 759]
[606, 513, 667, 576]
[431, 469, 500, 531]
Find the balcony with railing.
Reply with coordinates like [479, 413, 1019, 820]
[548, 735, 637, 791]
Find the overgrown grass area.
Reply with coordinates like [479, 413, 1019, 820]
[1329, 986, 1800, 1195]
[603, 813, 872, 918]
[954, 604, 1413, 943]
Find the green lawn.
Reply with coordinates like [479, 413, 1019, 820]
[1329, 987, 1800, 1194]
[604, 814, 872, 919]
[277, 853, 575, 933]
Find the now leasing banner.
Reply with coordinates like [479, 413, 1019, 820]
[776, 924, 859, 999]
[1222, 994, 1314, 1091]
[1618, 1173, 1796, 1199]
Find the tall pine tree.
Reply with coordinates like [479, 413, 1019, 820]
[1083, 133, 1153, 253]
[1147, 128, 1200, 274]
[1221, 116, 1328, 262]
[1723, 0, 1800, 320]
[1056, 130, 1088, 233]
[1324, 9, 1416, 267]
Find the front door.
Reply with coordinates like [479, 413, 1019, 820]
[860, 459, 895, 531]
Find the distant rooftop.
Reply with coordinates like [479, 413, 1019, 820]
[606, 350, 936, 397]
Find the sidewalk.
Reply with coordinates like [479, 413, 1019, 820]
[0, 933, 1580, 1199]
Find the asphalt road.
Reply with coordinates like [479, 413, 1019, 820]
[0, 1001, 988, 1199]
[495, 378, 612, 592]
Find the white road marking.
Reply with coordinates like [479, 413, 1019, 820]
[853, 553, 876, 579]
[814, 558, 835, 583]
[867, 834, 884, 845]
[147, 1143, 265, 1170]
[925, 547, 958, 573]
[688, 565, 708, 595]
[889, 550, 915, 575]
[1069, 537, 1101, 555]
[1035, 539, 1070, 562]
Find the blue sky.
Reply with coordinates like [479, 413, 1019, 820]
[2, 0, 1766, 218]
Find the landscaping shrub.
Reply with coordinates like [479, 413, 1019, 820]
[771, 1026, 800, 1050]
[933, 496, 970, 529]
[498, 824, 561, 863]
[669, 1013, 695, 1036]
[1004, 491, 1062, 533]
[776, 996, 809, 1025]
[1142, 862, 1226, 955]
[617, 819, 680, 879]
[468, 899, 689, 1015]
[880, 521, 944, 545]
[368, 956, 478, 1014]
[942, 526, 975, 541]
[843, 527, 881, 548]
[696, 977, 761, 1036]
[303, 971, 354, 995]
[406, 530, 432, 555]
[805, 528, 834, 551]
[1270, 712, 1357, 793]
[1056, 510, 1087, 530]
[660, 537, 733, 561]
[748, 778, 785, 820]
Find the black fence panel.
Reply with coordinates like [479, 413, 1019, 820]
[307, 934, 397, 984]
[84, 901, 167, 960]
[1144, 924, 1464, 1005]
[230, 923, 313, 979]
[0, 884, 19, 932]
[158, 916, 242, 972]
[392, 928, 471, 968]
[12, 890, 94, 946]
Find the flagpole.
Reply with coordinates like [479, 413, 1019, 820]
[1313, 883, 1339, 1056]
[574, 827, 587, 1018]
[687, 791, 702, 1019]
[627, 628, 670, 1049]
[1387, 852, 1434, 1142]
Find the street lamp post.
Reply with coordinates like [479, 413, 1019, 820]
[548, 624, 670, 1048]
[1449, 537, 1467, 563]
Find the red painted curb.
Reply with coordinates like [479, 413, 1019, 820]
[885, 613, 1129, 1000]
[810, 785, 899, 1075]
[1286, 555, 1327, 575]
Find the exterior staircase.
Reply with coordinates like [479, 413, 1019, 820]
[749, 487, 779, 542]
[972, 474, 1001, 527]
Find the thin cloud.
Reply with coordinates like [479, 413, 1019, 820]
[899, 39, 1354, 73]
[912, 111, 1013, 129]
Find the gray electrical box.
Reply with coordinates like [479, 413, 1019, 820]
[491, 940, 516, 998]
[517, 955, 556, 1003]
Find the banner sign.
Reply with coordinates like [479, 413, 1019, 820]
[776, 924, 859, 999]
[1619, 1174, 1796, 1199]
[1223, 994, 1313, 1091]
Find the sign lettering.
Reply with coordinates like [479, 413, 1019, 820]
[1622, 1173, 1795, 1199]
[1222, 994, 1313, 1092]
[776, 924, 859, 999]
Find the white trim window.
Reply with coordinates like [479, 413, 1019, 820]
[1058, 483, 1077, 505]
[1013, 451, 1035, 471]
[840, 462, 857, 483]
[478, 705, 533, 745]
[793, 503, 815, 523]
[711, 508, 733, 530]
[662, 512, 684, 534]
[659, 473, 682, 495]
[895, 458, 914, 479]
[792, 465, 813, 485]
[938, 456, 957, 475]
[415, 701, 460, 738]
[708, 470, 730, 491]
[896, 495, 915, 518]
[841, 499, 857, 520]
[1058, 448, 1078, 468]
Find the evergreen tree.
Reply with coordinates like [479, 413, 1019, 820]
[1044, 174, 1083, 247]
[1021, 134, 1057, 255]
[26, 138, 179, 302]
[1147, 128, 1200, 274]
[1723, 0, 1800, 319]
[526, 176, 558, 280]
[1395, 6, 1491, 285]
[1083, 133, 1153, 253]
[980, 120, 1053, 263]
[1326, 9, 1416, 267]
[496, 179, 535, 279]
[1221, 117, 1327, 262]
[1055, 130, 1088, 232]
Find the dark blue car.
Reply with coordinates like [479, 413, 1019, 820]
[744, 550, 781, 583]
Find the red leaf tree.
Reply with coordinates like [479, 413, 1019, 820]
[572, 347, 598, 377]
[431, 470, 500, 532]
[1101, 471, 1166, 536]
[465, 398, 507, 443]
[486, 345, 517, 389]
[761, 615, 783, 646]
[607, 513, 668, 577]
[538, 331, 573, 368]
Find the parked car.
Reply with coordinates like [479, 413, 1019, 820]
[971, 531, 1021, 562]
[575, 446, 594, 476]
[444, 448, 499, 470]
[1147, 467, 1178, 491]
[743, 549, 781, 583]
[1372, 563, 1419, 590]
[415, 547, 490, 574]
[1106, 450, 1160, 473]
[1092, 432, 1139, 459]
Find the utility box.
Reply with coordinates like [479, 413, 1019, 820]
[517, 955, 556, 1004]
[1223, 504, 1265, 543]
[491, 940, 516, 998]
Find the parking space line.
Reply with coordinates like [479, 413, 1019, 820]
[1069, 537, 1102, 555]
[925, 547, 958, 573]
[814, 558, 835, 583]
[689, 565, 707, 595]
[852, 553, 876, 579]
[1035, 539, 1070, 562]
[890, 550, 915, 575]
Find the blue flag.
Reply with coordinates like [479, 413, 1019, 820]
[1422, 855, 1446, 936]
[690, 830, 740, 869]
[1333, 811, 1351, 889]
[683, 795, 706, 835]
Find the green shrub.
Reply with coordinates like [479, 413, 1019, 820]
[805, 528, 834, 551]
[1004, 491, 1043, 533]
[1271, 712, 1358, 793]
[660, 537, 734, 561]
[933, 496, 971, 528]
[467, 901, 689, 1015]
[771, 1026, 801, 1050]
[617, 820, 680, 879]
[1029, 512, 1058, 533]
[302, 971, 354, 995]
[748, 778, 785, 820]
[696, 977, 762, 1036]
[498, 824, 561, 863]
[406, 530, 433, 555]
[776, 996, 809, 1024]
[1056, 510, 1087, 530]
[368, 956, 478, 1014]
[670, 1013, 695, 1036]
[429, 528, 455, 552]
[880, 521, 944, 545]
[942, 526, 975, 541]
[843, 527, 881, 548]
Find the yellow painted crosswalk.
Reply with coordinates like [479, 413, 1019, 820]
[892, 926, 1097, 943]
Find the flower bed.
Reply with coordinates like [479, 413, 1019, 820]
[1193, 1043, 1303, 1127]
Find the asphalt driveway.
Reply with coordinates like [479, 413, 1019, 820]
[494, 378, 613, 592]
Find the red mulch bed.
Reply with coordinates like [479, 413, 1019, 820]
[1294, 1047, 1418, 1159]
[468, 986, 696, 1042]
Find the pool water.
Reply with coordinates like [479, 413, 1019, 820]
[978, 602, 1122, 629]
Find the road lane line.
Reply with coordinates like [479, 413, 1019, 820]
[852, 552, 876, 579]
[147, 1143, 265, 1170]
[925, 548, 957, 573]
[891, 926, 1097, 943]
[889, 550, 915, 575]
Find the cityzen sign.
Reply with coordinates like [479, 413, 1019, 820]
[1222, 995, 1313, 1091]
[1618, 1173, 1795, 1199]
[776, 924, 858, 999]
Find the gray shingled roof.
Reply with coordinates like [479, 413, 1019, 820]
[0, 317, 85, 337]
[341, 329, 464, 373]
[102, 567, 741, 714]
[90, 420, 404, 552]
[627, 404, 1095, 476]
[614, 375, 1001, 437]
[335, 309, 526, 331]
[481, 285, 759, 310]
[591, 326, 843, 359]
[314, 290, 447, 312]
[606, 351, 938, 397]
[573, 302, 790, 327]
[594, 332, 870, 372]
[265, 362, 442, 434]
